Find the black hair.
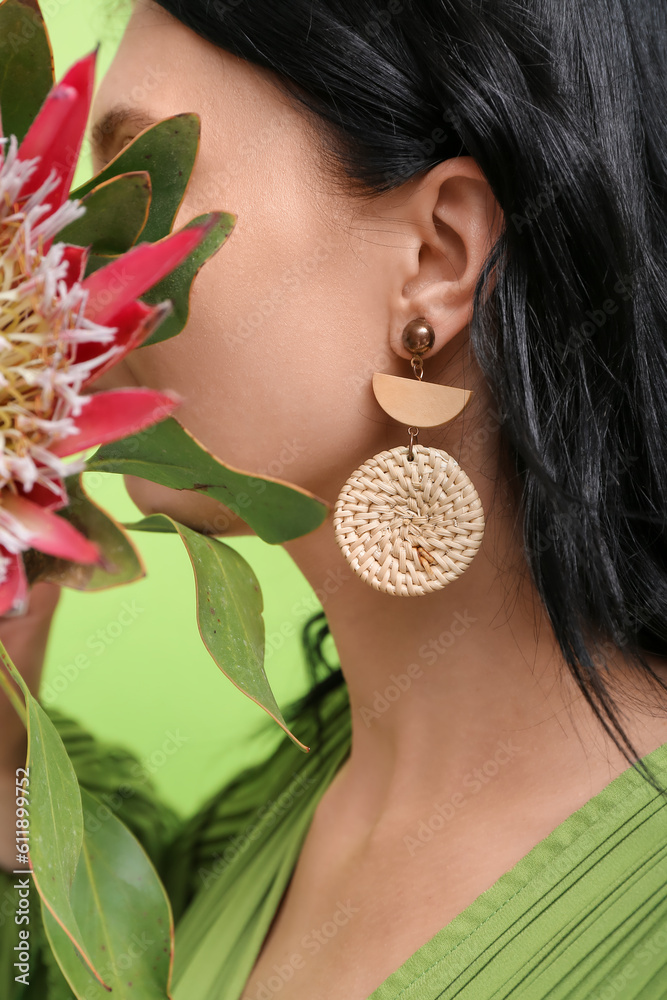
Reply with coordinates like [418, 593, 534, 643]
[152, 0, 667, 793]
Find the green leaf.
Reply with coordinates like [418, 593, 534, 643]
[141, 212, 236, 346]
[87, 417, 331, 545]
[0, 0, 54, 145]
[19, 686, 109, 988]
[127, 513, 309, 753]
[78, 212, 235, 336]
[72, 114, 200, 244]
[82, 251, 121, 277]
[57, 172, 152, 255]
[0, 648, 175, 997]
[42, 788, 174, 1000]
[23, 474, 145, 591]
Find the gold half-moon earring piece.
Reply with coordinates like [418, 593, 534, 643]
[372, 372, 472, 428]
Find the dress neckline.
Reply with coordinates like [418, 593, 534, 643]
[361, 737, 667, 999]
[172, 672, 667, 1000]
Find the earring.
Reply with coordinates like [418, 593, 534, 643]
[333, 318, 485, 597]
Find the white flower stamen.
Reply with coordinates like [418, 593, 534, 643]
[0, 136, 119, 579]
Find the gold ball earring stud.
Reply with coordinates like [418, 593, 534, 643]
[401, 317, 436, 356]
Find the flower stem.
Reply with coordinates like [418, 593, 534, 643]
[0, 645, 27, 727]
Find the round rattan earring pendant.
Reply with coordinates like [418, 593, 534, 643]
[333, 318, 485, 597]
[333, 442, 485, 596]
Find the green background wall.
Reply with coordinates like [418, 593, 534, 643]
[39, 0, 320, 817]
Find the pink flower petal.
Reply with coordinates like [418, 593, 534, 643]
[62, 245, 89, 289]
[16, 85, 78, 189]
[18, 51, 97, 212]
[18, 479, 68, 512]
[77, 300, 172, 388]
[50, 388, 182, 458]
[0, 550, 28, 617]
[76, 300, 151, 374]
[1, 494, 102, 565]
[82, 218, 219, 326]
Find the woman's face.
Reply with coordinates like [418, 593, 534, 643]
[90, 1, 494, 536]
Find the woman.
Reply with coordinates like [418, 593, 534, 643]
[2, 0, 667, 997]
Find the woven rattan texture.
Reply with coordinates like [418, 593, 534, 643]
[333, 445, 485, 596]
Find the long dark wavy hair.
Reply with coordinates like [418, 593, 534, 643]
[151, 0, 667, 791]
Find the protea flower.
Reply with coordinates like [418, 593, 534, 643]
[0, 50, 215, 616]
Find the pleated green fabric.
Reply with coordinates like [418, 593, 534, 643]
[167, 671, 667, 1000]
[166, 672, 353, 1000]
[2, 668, 667, 1000]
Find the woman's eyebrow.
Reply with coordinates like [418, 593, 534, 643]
[90, 105, 159, 165]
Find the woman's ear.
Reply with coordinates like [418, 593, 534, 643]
[387, 157, 503, 360]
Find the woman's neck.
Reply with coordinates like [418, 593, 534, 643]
[283, 490, 667, 827]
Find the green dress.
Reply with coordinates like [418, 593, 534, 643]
[2, 667, 667, 1000]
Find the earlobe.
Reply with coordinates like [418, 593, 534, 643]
[392, 157, 502, 358]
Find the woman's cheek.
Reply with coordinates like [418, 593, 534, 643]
[122, 474, 253, 537]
